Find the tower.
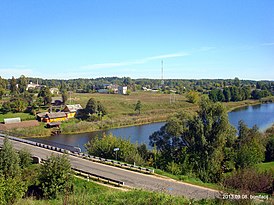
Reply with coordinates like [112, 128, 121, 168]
[161, 60, 164, 85]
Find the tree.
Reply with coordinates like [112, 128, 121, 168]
[38, 87, 52, 105]
[223, 87, 231, 102]
[10, 76, 18, 94]
[0, 137, 21, 178]
[11, 98, 28, 112]
[235, 122, 265, 168]
[18, 75, 27, 93]
[62, 91, 68, 105]
[97, 101, 107, 118]
[135, 100, 142, 114]
[186, 90, 200, 104]
[85, 98, 97, 115]
[18, 148, 32, 169]
[233, 77, 240, 87]
[85, 134, 144, 165]
[0, 88, 5, 99]
[39, 154, 72, 199]
[150, 97, 236, 182]
[265, 135, 274, 162]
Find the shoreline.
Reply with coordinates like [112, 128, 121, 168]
[18, 99, 268, 139]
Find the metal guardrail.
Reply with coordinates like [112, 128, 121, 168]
[38, 158, 125, 186]
[0, 132, 154, 174]
[73, 167, 124, 186]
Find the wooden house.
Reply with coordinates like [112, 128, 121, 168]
[51, 97, 63, 105]
[43, 112, 67, 123]
[63, 104, 83, 118]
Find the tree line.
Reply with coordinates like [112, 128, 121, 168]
[209, 85, 270, 102]
[0, 138, 72, 204]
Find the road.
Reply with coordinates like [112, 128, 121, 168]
[0, 136, 220, 199]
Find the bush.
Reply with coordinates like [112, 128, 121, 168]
[85, 134, 145, 165]
[223, 168, 273, 194]
[39, 154, 72, 199]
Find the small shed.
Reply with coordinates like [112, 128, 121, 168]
[4, 117, 21, 124]
[36, 112, 48, 122]
[46, 122, 61, 128]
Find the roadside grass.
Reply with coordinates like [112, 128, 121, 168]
[16, 177, 191, 205]
[154, 169, 222, 191]
[0, 112, 35, 122]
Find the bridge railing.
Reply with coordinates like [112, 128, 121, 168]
[0, 132, 154, 174]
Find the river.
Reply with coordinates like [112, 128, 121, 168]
[28, 103, 274, 151]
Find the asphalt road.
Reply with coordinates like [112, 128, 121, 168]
[0, 137, 220, 199]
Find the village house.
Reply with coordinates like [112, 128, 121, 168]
[26, 82, 40, 91]
[63, 104, 83, 118]
[118, 86, 127, 95]
[49, 87, 59, 95]
[51, 97, 63, 105]
[43, 112, 67, 123]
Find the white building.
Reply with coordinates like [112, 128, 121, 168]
[118, 86, 127, 95]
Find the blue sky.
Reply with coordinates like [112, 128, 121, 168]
[0, 0, 273, 80]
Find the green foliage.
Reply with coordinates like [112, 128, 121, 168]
[38, 87, 52, 105]
[235, 122, 265, 168]
[10, 76, 18, 94]
[85, 98, 107, 119]
[0, 175, 27, 205]
[223, 168, 273, 194]
[85, 134, 144, 165]
[39, 154, 72, 199]
[186, 90, 200, 104]
[251, 89, 270, 99]
[0, 137, 21, 178]
[166, 161, 182, 175]
[134, 100, 142, 114]
[62, 91, 68, 104]
[265, 134, 274, 162]
[18, 148, 33, 169]
[85, 98, 97, 114]
[18, 75, 28, 93]
[150, 97, 237, 182]
[0, 138, 27, 204]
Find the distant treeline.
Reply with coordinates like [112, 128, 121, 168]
[1, 76, 273, 95]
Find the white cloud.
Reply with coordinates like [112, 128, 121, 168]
[0, 68, 33, 78]
[82, 52, 189, 70]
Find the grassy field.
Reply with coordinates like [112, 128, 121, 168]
[256, 162, 274, 174]
[0, 112, 35, 123]
[70, 91, 197, 118]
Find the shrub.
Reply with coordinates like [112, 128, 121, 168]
[223, 168, 273, 194]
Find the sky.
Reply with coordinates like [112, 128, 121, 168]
[0, 0, 273, 80]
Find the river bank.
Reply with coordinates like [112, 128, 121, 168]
[10, 99, 267, 138]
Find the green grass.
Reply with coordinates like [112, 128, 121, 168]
[154, 169, 222, 191]
[256, 162, 274, 174]
[0, 112, 35, 122]
[16, 177, 190, 205]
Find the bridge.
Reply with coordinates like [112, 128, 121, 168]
[0, 134, 220, 199]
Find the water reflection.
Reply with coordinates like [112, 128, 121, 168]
[28, 103, 274, 152]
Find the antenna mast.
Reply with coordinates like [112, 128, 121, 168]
[161, 60, 164, 85]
